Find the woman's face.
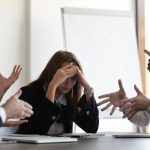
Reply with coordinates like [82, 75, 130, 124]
[57, 62, 77, 94]
[58, 76, 77, 94]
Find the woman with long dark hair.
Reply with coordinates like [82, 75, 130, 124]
[17, 50, 99, 135]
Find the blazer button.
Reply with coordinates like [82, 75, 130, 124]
[86, 111, 90, 115]
[52, 115, 56, 120]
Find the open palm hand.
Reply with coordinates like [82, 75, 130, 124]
[120, 85, 150, 119]
[0, 65, 22, 99]
[97, 80, 126, 115]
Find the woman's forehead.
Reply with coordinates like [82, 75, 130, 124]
[61, 62, 70, 67]
[61, 62, 77, 67]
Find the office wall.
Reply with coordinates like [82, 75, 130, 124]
[0, 0, 28, 103]
[0, 0, 28, 134]
[29, 0, 132, 81]
[0, 0, 133, 85]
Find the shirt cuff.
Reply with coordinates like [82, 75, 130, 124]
[147, 105, 150, 113]
[0, 107, 7, 124]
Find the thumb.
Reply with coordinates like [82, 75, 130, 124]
[144, 49, 150, 56]
[118, 79, 124, 91]
[14, 90, 22, 98]
[134, 85, 143, 95]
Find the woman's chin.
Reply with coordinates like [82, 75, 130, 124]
[60, 89, 70, 94]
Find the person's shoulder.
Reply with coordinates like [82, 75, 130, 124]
[19, 80, 44, 104]
[20, 80, 44, 94]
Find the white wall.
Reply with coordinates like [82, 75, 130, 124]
[0, 0, 28, 134]
[0, 0, 28, 103]
[29, 0, 132, 81]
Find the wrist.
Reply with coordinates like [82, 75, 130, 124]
[83, 82, 91, 90]
[84, 87, 94, 95]
[46, 82, 57, 103]
[49, 80, 58, 89]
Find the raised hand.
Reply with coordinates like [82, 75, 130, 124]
[120, 85, 150, 119]
[0, 65, 22, 100]
[46, 63, 76, 102]
[144, 49, 150, 56]
[97, 80, 126, 115]
[2, 90, 33, 119]
[52, 63, 76, 88]
[144, 49, 150, 72]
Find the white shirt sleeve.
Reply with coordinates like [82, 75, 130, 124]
[121, 102, 150, 127]
[0, 106, 7, 124]
[129, 107, 150, 127]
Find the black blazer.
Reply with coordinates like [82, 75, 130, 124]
[17, 80, 99, 135]
[0, 116, 2, 127]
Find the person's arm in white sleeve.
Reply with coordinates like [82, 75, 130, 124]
[129, 108, 150, 127]
[120, 85, 150, 127]
[0, 106, 6, 125]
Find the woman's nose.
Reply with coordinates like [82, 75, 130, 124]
[65, 79, 72, 87]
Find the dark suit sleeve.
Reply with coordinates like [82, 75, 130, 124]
[17, 86, 62, 135]
[0, 116, 3, 127]
[75, 94, 99, 133]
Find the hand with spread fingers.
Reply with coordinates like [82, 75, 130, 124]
[120, 85, 150, 119]
[144, 49, 150, 72]
[2, 90, 33, 119]
[97, 80, 126, 115]
[46, 63, 77, 103]
[0, 65, 22, 100]
[51, 63, 76, 88]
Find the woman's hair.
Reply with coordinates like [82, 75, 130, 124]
[36, 50, 83, 102]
